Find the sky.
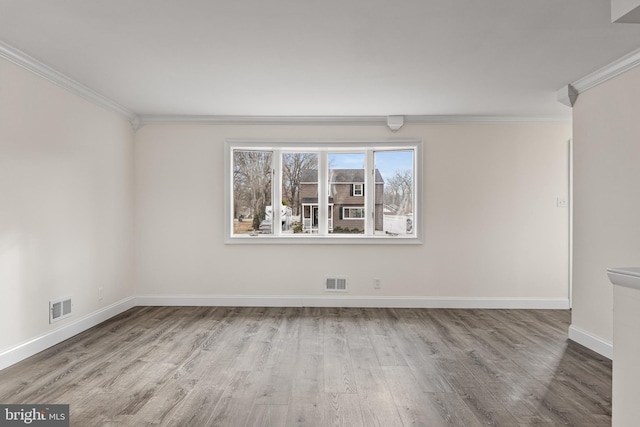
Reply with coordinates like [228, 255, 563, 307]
[328, 151, 413, 179]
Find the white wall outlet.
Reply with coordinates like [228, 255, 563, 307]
[557, 197, 568, 208]
[98, 287, 103, 301]
[374, 278, 382, 289]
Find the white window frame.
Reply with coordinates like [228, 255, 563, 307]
[352, 183, 363, 197]
[224, 139, 423, 245]
[343, 207, 365, 219]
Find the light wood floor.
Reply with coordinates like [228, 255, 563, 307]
[0, 307, 611, 426]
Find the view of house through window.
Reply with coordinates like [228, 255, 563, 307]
[284, 152, 318, 234]
[228, 142, 419, 240]
[329, 153, 365, 235]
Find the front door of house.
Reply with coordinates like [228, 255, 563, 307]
[310, 205, 333, 231]
[312, 206, 318, 228]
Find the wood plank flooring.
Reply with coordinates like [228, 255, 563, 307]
[0, 307, 611, 426]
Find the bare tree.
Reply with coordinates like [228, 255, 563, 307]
[383, 170, 413, 214]
[282, 153, 317, 215]
[233, 151, 272, 223]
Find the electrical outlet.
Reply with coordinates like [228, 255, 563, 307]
[557, 197, 568, 208]
[98, 287, 103, 301]
[374, 278, 382, 289]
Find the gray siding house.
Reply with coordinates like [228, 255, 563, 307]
[299, 169, 384, 232]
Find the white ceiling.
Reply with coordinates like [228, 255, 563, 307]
[1, 0, 640, 119]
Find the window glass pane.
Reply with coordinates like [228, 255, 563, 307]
[232, 150, 272, 235]
[282, 153, 318, 234]
[374, 150, 414, 236]
[329, 153, 365, 235]
[343, 207, 365, 218]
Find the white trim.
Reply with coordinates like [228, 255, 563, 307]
[568, 139, 573, 308]
[571, 47, 640, 94]
[364, 150, 374, 234]
[557, 47, 640, 107]
[318, 151, 329, 235]
[557, 84, 578, 107]
[568, 324, 613, 360]
[224, 142, 233, 240]
[136, 294, 569, 309]
[406, 115, 571, 124]
[225, 234, 422, 244]
[0, 41, 138, 125]
[272, 153, 282, 237]
[138, 114, 571, 127]
[0, 297, 136, 371]
[140, 115, 386, 126]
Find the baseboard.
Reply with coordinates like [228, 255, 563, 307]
[0, 297, 136, 371]
[568, 324, 613, 360]
[136, 295, 570, 309]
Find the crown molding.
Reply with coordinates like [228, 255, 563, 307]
[0, 40, 138, 125]
[138, 115, 386, 126]
[572, 47, 640, 93]
[557, 85, 578, 108]
[557, 47, 640, 108]
[137, 114, 570, 127]
[405, 115, 570, 124]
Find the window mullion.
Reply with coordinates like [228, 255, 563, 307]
[272, 150, 282, 236]
[318, 151, 328, 235]
[365, 150, 374, 236]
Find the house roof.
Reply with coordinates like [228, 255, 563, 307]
[301, 169, 384, 183]
[301, 197, 334, 204]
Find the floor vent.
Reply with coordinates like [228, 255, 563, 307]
[50, 297, 72, 324]
[325, 276, 348, 292]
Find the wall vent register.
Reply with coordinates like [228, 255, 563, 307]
[49, 297, 72, 323]
[325, 276, 348, 292]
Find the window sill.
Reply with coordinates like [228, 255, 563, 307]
[225, 235, 423, 245]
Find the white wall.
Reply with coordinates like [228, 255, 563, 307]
[0, 58, 135, 353]
[572, 65, 640, 355]
[135, 122, 571, 304]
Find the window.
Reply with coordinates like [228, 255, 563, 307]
[330, 152, 365, 235]
[374, 149, 414, 235]
[343, 207, 365, 219]
[232, 150, 272, 235]
[225, 140, 422, 244]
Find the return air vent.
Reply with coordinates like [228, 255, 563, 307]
[325, 276, 348, 292]
[50, 297, 72, 324]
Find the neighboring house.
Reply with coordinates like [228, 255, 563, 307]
[299, 169, 384, 232]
